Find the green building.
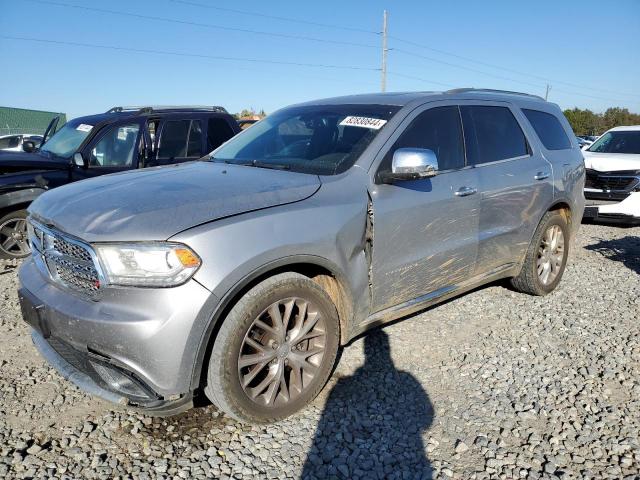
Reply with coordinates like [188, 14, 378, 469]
[0, 106, 67, 136]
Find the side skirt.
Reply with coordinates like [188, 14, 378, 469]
[349, 263, 517, 341]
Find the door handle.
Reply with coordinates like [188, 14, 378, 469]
[454, 186, 477, 197]
[534, 171, 550, 180]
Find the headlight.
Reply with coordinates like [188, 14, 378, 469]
[94, 243, 201, 287]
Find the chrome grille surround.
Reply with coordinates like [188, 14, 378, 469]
[28, 219, 104, 300]
[585, 169, 640, 193]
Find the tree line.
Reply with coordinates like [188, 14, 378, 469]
[563, 107, 640, 136]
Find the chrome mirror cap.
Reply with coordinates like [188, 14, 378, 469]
[381, 148, 439, 183]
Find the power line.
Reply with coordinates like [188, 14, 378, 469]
[24, 0, 379, 50]
[387, 72, 455, 88]
[0, 35, 380, 71]
[393, 48, 633, 103]
[389, 35, 640, 99]
[170, 0, 380, 35]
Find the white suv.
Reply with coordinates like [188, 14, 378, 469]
[583, 125, 640, 224]
[0, 134, 43, 152]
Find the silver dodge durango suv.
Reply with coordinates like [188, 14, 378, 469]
[18, 89, 585, 423]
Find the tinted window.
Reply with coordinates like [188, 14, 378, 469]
[158, 120, 190, 159]
[89, 124, 139, 167]
[588, 131, 640, 154]
[384, 106, 465, 171]
[187, 120, 203, 157]
[207, 118, 235, 151]
[461, 106, 529, 165]
[523, 109, 571, 150]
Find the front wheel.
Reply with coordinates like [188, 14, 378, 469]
[511, 211, 570, 296]
[205, 272, 340, 424]
[0, 210, 30, 259]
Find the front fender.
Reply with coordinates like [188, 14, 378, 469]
[0, 187, 45, 210]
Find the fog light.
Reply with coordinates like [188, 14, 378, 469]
[91, 362, 153, 400]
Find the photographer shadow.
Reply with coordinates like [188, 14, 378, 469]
[302, 330, 434, 480]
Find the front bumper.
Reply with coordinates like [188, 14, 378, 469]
[583, 192, 640, 224]
[18, 257, 216, 411]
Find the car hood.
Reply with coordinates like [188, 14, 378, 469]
[0, 150, 68, 173]
[29, 161, 321, 242]
[583, 151, 640, 172]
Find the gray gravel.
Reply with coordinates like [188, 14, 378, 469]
[1, 222, 639, 479]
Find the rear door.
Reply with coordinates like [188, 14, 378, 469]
[460, 103, 553, 276]
[369, 103, 480, 313]
[152, 118, 205, 166]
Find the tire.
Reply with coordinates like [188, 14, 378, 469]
[511, 211, 570, 296]
[205, 272, 340, 424]
[0, 210, 30, 259]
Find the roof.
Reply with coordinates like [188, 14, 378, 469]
[294, 88, 547, 108]
[608, 125, 640, 132]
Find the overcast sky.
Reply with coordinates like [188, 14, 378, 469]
[1, 0, 638, 119]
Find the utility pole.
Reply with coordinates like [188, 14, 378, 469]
[381, 10, 388, 92]
[545, 84, 552, 101]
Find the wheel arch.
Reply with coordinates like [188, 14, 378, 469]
[190, 255, 354, 391]
[0, 188, 44, 217]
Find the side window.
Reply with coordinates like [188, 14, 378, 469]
[522, 109, 571, 150]
[207, 118, 235, 152]
[187, 120, 203, 157]
[158, 120, 190, 159]
[89, 124, 140, 168]
[383, 106, 465, 172]
[461, 106, 529, 165]
[0, 136, 20, 149]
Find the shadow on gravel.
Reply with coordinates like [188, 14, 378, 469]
[302, 330, 434, 480]
[585, 236, 640, 275]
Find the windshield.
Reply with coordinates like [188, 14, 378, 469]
[211, 105, 400, 175]
[40, 121, 93, 157]
[587, 130, 640, 154]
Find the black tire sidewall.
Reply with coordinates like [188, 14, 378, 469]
[211, 276, 340, 422]
[531, 214, 569, 294]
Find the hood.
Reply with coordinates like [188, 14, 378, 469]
[583, 151, 640, 172]
[0, 150, 68, 173]
[29, 161, 321, 241]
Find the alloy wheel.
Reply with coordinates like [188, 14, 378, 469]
[537, 224, 564, 285]
[238, 297, 327, 408]
[0, 217, 30, 257]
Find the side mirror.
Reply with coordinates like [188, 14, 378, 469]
[73, 152, 88, 169]
[22, 140, 36, 153]
[380, 148, 439, 183]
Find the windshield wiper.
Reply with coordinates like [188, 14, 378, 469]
[221, 159, 291, 171]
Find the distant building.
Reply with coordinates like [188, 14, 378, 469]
[0, 106, 66, 136]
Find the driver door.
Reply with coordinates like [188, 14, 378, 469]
[73, 121, 143, 180]
[369, 104, 480, 313]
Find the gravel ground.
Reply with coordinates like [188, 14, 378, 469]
[1, 222, 639, 479]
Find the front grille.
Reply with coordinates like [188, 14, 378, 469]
[29, 221, 101, 298]
[585, 169, 640, 192]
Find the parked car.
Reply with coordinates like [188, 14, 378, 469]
[575, 136, 592, 149]
[0, 106, 240, 258]
[582, 125, 640, 224]
[0, 134, 43, 152]
[19, 89, 585, 423]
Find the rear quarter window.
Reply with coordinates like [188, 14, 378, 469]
[522, 109, 571, 150]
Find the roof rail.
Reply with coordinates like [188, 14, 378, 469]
[445, 88, 545, 101]
[106, 105, 228, 114]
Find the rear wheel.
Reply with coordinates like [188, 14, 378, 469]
[205, 272, 340, 423]
[511, 211, 569, 296]
[0, 210, 30, 259]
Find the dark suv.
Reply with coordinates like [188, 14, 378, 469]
[0, 106, 241, 258]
